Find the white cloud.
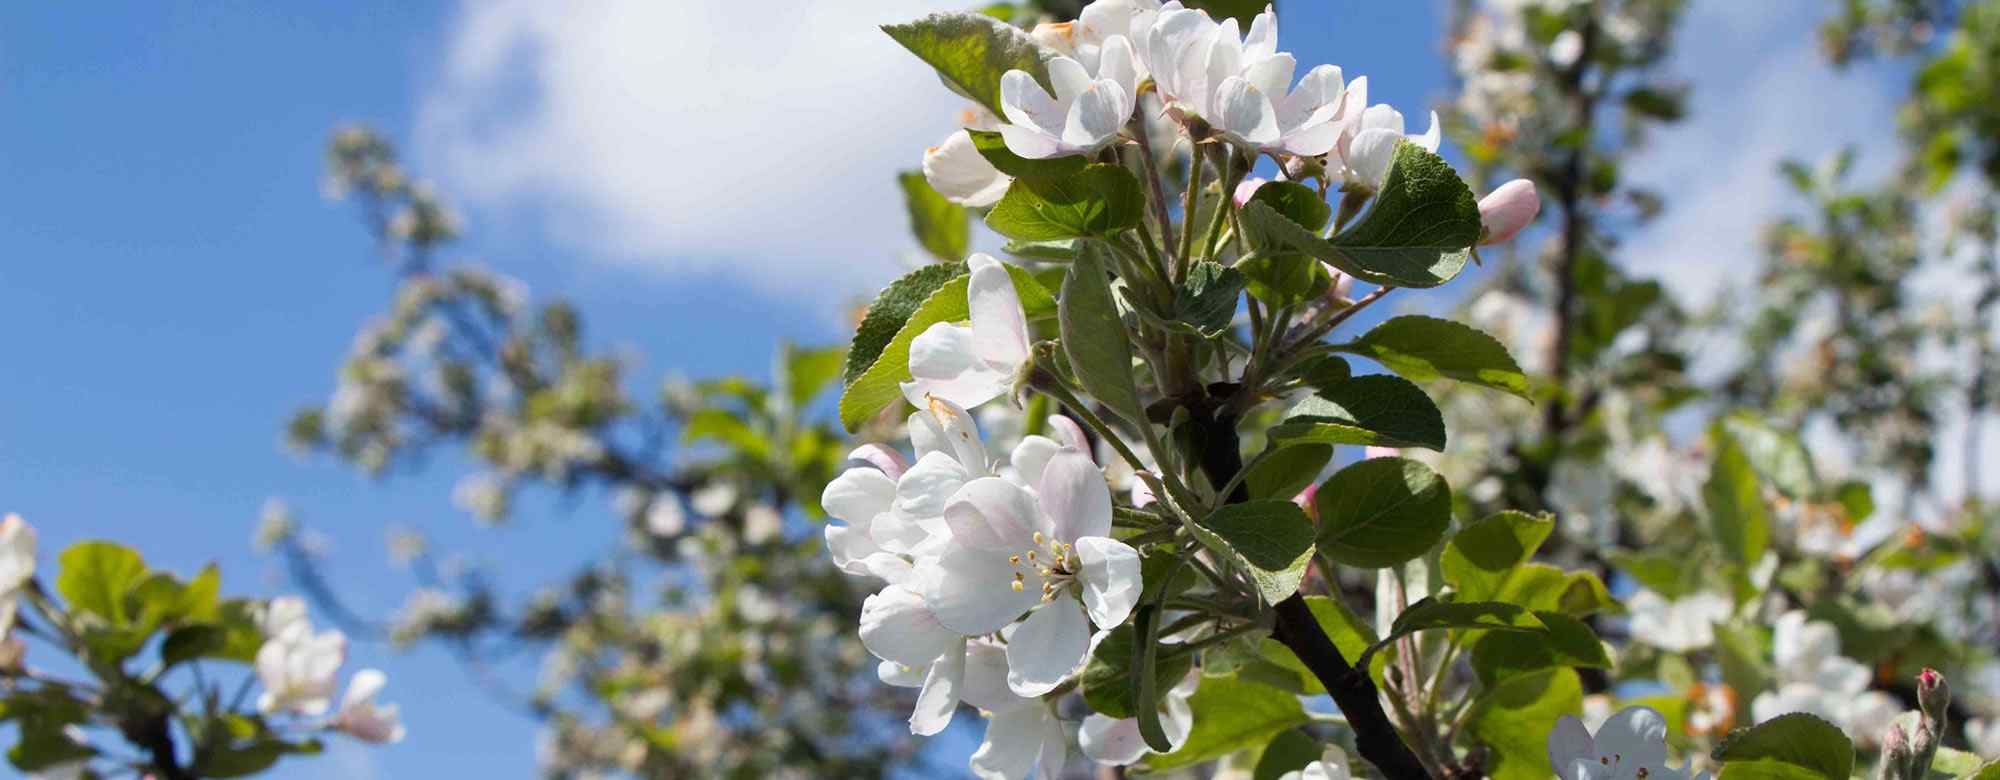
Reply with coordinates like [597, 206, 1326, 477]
[1622, 0, 1900, 306]
[415, 0, 965, 304]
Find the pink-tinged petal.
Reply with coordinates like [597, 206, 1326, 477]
[1080, 715, 1148, 765]
[1039, 448, 1113, 543]
[900, 370, 1013, 416]
[1594, 706, 1669, 769]
[1097, 36, 1139, 96]
[845, 443, 909, 481]
[926, 545, 1044, 635]
[1006, 599, 1091, 696]
[967, 254, 1030, 371]
[1234, 177, 1268, 208]
[1046, 415, 1089, 453]
[925, 391, 991, 473]
[1280, 64, 1345, 129]
[947, 477, 1047, 551]
[1000, 70, 1064, 134]
[1074, 537, 1141, 626]
[1363, 446, 1400, 460]
[1477, 178, 1540, 245]
[824, 525, 880, 575]
[1277, 120, 1340, 157]
[909, 638, 967, 736]
[1214, 77, 1280, 146]
[860, 585, 962, 668]
[1547, 715, 1596, 778]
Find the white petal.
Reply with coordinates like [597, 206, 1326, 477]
[879, 659, 928, 688]
[1011, 435, 1064, 490]
[1277, 121, 1341, 157]
[1062, 81, 1129, 151]
[1080, 715, 1149, 765]
[1243, 53, 1295, 102]
[1279, 64, 1345, 130]
[972, 706, 1051, 780]
[822, 467, 896, 527]
[860, 585, 962, 667]
[902, 323, 1014, 411]
[1039, 449, 1112, 543]
[1047, 56, 1096, 102]
[998, 123, 1065, 161]
[961, 641, 1026, 713]
[947, 477, 1047, 551]
[1547, 716, 1596, 777]
[924, 130, 1012, 208]
[1000, 70, 1064, 134]
[1096, 35, 1139, 96]
[967, 253, 1030, 371]
[926, 545, 1044, 635]
[1006, 599, 1091, 696]
[924, 391, 991, 473]
[1344, 128, 1401, 188]
[824, 525, 881, 575]
[0, 516, 36, 592]
[1074, 537, 1142, 626]
[1034, 711, 1068, 780]
[910, 638, 968, 735]
[1046, 415, 1089, 453]
[1214, 77, 1280, 146]
[1411, 110, 1441, 152]
[895, 452, 972, 531]
[1594, 706, 1669, 769]
[342, 668, 387, 709]
[1359, 103, 1404, 134]
[1242, 5, 1278, 61]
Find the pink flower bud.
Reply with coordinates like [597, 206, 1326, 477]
[1477, 178, 1540, 245]
[1364, 446, 1400, 460]
[1293, 483, 1318, 522]
[1233, 177, 1268, 208]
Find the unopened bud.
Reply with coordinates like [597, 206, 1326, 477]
[1877, 723, 1913, 780]
[1234, 177, 1268, 209]
[1916, 668, 1949, 726]
[1477, 179, 1540, 245]
[1909, 668, 1948, 779]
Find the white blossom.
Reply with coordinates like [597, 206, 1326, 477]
[1336, 92, 1442, 191]
[1079, 670, 1200, 765]
[924, 129, 1011, 207]
[257, 605, 347, 716]
[1276, 746, 1356, 780]
[1548, 706, 1711, 780]
[329, 668, 406, 743]
[997, 45, 1138, 160]
[1625, 589, 1732, 652]
[901, 253, 1032, 410]
[645, 493, 686, 538]
[0, 514, 37, 593]
[1749, 611, 1902, 743]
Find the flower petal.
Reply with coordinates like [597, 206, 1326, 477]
[925, 130, 1012, 208]
[1214, 77, 1280, 146]
[822, 467, 896, 527]
[1047, 55, 1096, 103]
[910, 638, 967, 736]
[1039, 448, 1112, 543]
[926, 544, 1044, 635]
[1546, 715, 1596, 779]
[947, 477, 1047, 551]
[961, 640, 1025, 713]
[1344, 127, 1401, 188]
[972, 705, 1052, 780]
[1062, 80, 1129, 151]
[1000, 70, 1064, 134]
[1080, 715, 1149, 766]
[1594, 706, 1669, 770]
[1074, 537, 1142, 626]
[1006, 599, 1091, 696]
[1010, 435, 1063, 490]
[967, 253, 1030, 372]
[895, 452, 972, 532]
[1243, 52, 1295, 102]
[860, 585, 962, 668]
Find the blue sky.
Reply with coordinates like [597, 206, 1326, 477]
[0, 2, 1917, 777]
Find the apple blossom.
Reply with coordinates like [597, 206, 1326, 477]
[1079, 670, 1200, 765]
[1234, 176, 1268, 207]
[960, 642, 1066, 780]
[925, 448, 1141, 696]
[1139, 3, 1277, 120]
[1548, 706, 1711, 780]
[924, 129, 1011, 208]
[329, 668, 406, 743]
[0, 514, 35, 593]
[1276, 746, 1356, 780]
[1478, 178, 1540, 245]
[1337, 96, 1442, 191]
[1212, 54, 1351, 156]
[996, 45, 1138, 160]
[901, 253, 1032, 410]
[256, 606, 348, 716]
[1750, 611, 1901, 743]
[1625, 589, 1731, 652]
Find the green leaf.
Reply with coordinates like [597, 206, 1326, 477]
[1269, 374, 1448, 451]
[1061, 243, 1144, 425]
[1314, 457, 1453, 568]
[1470, 611, 1611, 684]
[1248, 180, 1332, 232]
[1237, 252, 1332, 307]
[57, 541, 149, 625]
[1712, 712, 1853, 780]
[1718, 413, 1817, 499]
[1610, 552, 1698, 600]
[1471, 668, 1583, 780]
[1343, 315, 1530, 398]
[839, 263, 1055, 431]
[8, 725, 94, 772]
[1002, 238, 1081, 260]
[1143, 679, 1309, 772]
[1081, 623, 1194, 720]
[1384, 597, 1546, 638]
[1492, 564, 1619, 616]
[1245, 444, 1332, 502]
[1953, 759, 2000, 780]
[882, 13, 1055, 117]
[1175, 261, 1246, 337]
[1624, 86, 1688, 121]
[682, 408, 771, 460]
[844, 263, 967, 386]
[1240, 143, 1480, 288]
[966, 129, 1087, 180]
[898, 170, 969, 262]
[781, 344, 847, 410]
[1184, 0, 1268, 25]
[161, 624, 230, 668]
[1705, 424, 1771, 571]
[1189, 500, 1316, 604]
[985, 164, 1144, 241]
[1442, 511, 1555, 601]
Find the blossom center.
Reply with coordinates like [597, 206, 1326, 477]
[1008, 531, 1077, 602]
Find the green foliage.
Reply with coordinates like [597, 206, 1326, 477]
[1343, 315, 1530, 398]
[1189, 500, 1317, 604]
[1442, 510, 1555, 601]
[1142, 678, 1309, 772]
[881, 13, 1055, 117]
[1704, 422, 1772, 581]
[1711, 712, 1855, 780]
[1244, 444, 1332, 501]
[1269, 374, 1449, 451]
[839, 261, 1055, 430]
[1248, 180, 1333, 232]
[1470, 611, 1611, 684]
[1242, 143, 1480, 288]
[898, 171, 969, 262]
[1175, 261, 1247, 337]
[965, 129, 1087, 179]
[1061, 243, 1144, 424]
[985, 164, 1145, 241]
[1313, 456, 1453, 568]
[1471, 668, 1583, 780]
[843, 263, 967, 386]
[8, 725, 95, 772]
[1081, 623, 1193, 720]
[57, 541, 150, 626]
[1238, 251, 1333, 307]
